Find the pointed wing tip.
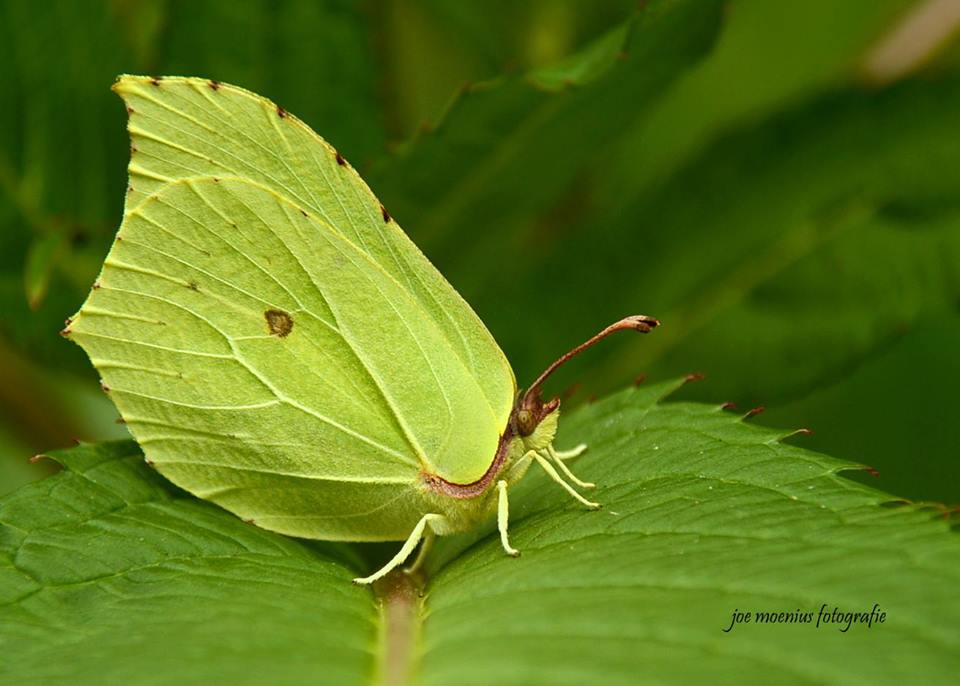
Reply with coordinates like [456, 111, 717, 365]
[112, 74, 149, 95]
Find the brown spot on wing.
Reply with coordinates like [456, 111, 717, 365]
[265, 309, 294, 337]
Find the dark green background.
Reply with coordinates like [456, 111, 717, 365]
[1, 0, 957, 506]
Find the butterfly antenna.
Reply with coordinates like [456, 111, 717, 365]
[523, 315, 659, 407]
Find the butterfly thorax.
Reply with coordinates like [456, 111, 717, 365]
[518, 407, 558, 453]
[416, 390, 562, 532]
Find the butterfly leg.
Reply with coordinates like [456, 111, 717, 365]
[553, 443, 588, 461]
[352, 513, 448, 585]
[404, 525, 436, 575]
[497, 480, 520, 557]
[532, 451, 601, 509]
[546, 444, 595, 489]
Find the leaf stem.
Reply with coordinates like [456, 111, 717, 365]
[372, 570, 424, 686]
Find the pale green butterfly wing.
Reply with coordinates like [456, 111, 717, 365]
[71, 177, 502, 537]
[115, 75, 514, 424]
[68, 76, 516, 539]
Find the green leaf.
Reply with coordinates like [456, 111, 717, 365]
[373, 0, 725, 253]
[0, 441, 375, 685]
[375, 0, 637, 138]
[762, 316, 960, 504]
[424, 379, 960, 685]
[602, 0, 915, 193]
[3, 382, 958, 684]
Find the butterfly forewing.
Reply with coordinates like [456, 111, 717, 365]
[116, 76, 515, 423]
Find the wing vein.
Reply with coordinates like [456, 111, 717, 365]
[98, 282, 387, 431]
[150, 457, 410, 484]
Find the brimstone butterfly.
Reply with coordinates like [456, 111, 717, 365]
[64, 76, 658, 584]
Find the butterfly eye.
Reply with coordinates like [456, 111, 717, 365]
[517, 409, 537, 436]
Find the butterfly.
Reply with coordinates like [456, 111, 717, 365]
[65, 76, 657, 584]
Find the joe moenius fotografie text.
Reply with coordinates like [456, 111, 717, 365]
[723, 603, 886, 633]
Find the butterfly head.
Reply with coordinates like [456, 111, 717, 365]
[513, 386, 559, 438]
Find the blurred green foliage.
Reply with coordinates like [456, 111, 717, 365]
[0, 0, 957, 506]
